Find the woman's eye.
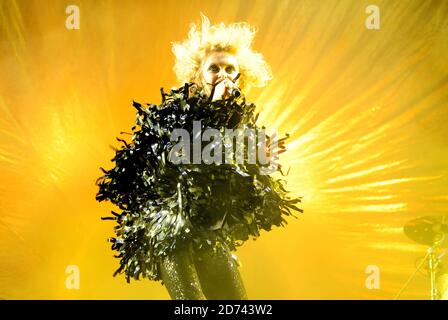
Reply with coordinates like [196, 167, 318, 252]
[225, 66, 235, 73]
[208, 65, 219, 73]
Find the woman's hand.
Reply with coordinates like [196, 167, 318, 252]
[211, 78, 240, 101]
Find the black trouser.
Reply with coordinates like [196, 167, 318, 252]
[159, 242, 248, 300]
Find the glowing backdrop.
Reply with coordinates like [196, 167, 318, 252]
[0, 0, 447, 299]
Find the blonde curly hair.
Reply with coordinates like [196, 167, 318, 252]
[171, 13, 272, 92]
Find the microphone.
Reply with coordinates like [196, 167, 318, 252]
[231, 88, 241, 98]
[208, 73, 242, 101]
[230, 73, 242, 98]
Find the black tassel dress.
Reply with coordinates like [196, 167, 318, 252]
[95, 83, 302, 283]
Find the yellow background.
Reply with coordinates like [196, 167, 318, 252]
[0, 0, 447, 299]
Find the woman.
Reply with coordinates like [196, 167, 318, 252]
[96, 14, 302, 300]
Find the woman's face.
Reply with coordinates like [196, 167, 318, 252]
[201, 51, 239, 87]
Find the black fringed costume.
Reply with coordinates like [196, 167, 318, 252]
[95, 83, 302, 283]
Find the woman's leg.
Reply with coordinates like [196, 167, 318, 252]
[192, 244, 248, 300]
[159, 243, 206, 300]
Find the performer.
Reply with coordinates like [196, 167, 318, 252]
[95, 14, 302, 300]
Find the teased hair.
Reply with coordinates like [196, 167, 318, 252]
[171, 13, 273, 92]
